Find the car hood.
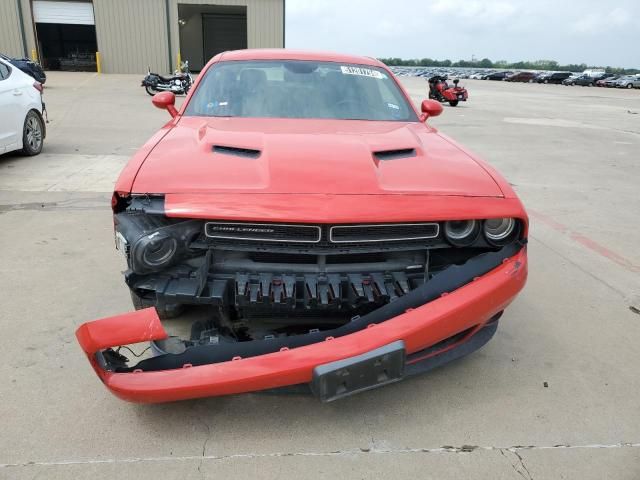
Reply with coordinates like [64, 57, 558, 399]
[132, 117, 503, 197]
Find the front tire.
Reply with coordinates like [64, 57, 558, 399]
[20, 110, 44, 156]
[145, 85, 156, 96]
[129, 289, 184, 319]
[627, 84, 633, 89]
[448, 100, 459, 106]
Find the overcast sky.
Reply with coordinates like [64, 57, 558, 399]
[286, 0, 640, 68]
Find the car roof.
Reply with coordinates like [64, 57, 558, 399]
[0, 56, 31, 80]
[216, 49, 384, 68]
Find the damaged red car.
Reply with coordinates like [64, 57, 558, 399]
[76, 50, 528, 403]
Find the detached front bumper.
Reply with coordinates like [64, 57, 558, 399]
[76, 245, 527, 403]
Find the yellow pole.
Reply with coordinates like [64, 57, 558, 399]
[96, 51, 102, 74]
[177, 52, 181, 71]
[31, 49, 38, 62]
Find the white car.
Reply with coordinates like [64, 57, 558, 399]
[0, 56, 45, 156]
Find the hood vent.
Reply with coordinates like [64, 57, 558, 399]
[213, 145, 261, 159]
[373, 148, 416, 161]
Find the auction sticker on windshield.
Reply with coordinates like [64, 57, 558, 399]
[341, 66, 386, 79]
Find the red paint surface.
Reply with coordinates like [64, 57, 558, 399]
[129, 118, 504, 197]
[421, 99, 444, 119]
[152, 91, 178, 117]
[76, 249, 527, 403]
[164, 193, 528, 225]
[76, 308, 168, 355]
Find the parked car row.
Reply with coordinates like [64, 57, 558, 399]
[390, 66, 640, 89]
[532, 72, 573, 84]
[562, 73, 640, 88]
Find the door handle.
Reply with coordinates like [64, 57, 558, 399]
[13, 90, 23, 96]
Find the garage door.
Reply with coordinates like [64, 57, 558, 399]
[33, 1, 95, 25]
[203, 13, 247, 61]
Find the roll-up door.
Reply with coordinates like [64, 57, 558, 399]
[33, 1, 95, 25]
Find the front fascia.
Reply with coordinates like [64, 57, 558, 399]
[77, 247, 527, 403]
[163, 193, 528, 233]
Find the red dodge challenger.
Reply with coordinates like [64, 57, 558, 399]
[76, 50, 528, 403]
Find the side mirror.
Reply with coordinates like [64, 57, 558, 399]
[453, 79, 459, 85]
[152, 91, 178, 118]
[420, 99, 443, 122]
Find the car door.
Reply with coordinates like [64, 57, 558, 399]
[0, 60, 21, 152]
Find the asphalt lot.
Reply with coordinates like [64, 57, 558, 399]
[1, 72, 639, 479]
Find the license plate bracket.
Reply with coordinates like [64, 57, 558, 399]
[311, 341, 405, 402]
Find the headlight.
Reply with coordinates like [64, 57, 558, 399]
[483, 218, 517, 244]
[444, 220, 480, 246]
[137, 232, 178, 268]
[115, 212, 202, 274]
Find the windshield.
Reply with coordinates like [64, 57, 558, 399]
[185, 60, 418, 121]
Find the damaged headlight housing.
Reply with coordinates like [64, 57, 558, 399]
[115, 213, 202, 274]
[136, 231, 179, 269]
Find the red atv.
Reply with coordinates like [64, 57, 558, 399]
[428, 75, 468, 106]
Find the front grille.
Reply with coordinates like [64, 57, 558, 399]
[249, 252, 387, 264]
[330, 223, 439, 243]
[203, 222, 440, 246]
[205, 222, 321, 243]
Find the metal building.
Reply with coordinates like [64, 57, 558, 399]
[0, 0, 285, 74]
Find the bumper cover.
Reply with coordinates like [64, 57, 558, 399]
[76, 244, 527, 403]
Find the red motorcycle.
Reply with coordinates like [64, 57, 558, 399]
[428, 76, 468, 106]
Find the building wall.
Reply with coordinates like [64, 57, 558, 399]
[178, 4, 248, 70]
[93, 0, 170, 74]
[19, 0, 38, 58]
[0, 0, 25, 57]
[1, 0, 284, 74]
[169, 0, 284, 71]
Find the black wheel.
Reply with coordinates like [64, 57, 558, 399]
[20, 110, 44, 156]
[145, 85, 156, 96]
[448, 100, 459, 107]
[544, 79, 549, 84]
[129, 289, 184, 319]
[627, 84, 633, 89]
